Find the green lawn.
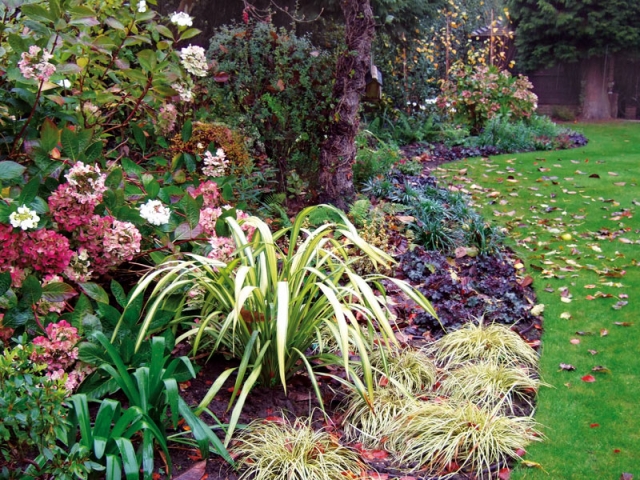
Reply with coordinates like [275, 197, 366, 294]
[434, 122, 640, 479]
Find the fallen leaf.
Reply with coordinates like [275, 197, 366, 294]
[560, 312, 572, 320]
[520, 460, 544, 469]
[581, 374, 596, 382]
[559, 363, 576, 371]
[570, 338, 580, 344]
[592, 365, 610, 373]
[620, 474, 634, 480]
[600, 329, 609, 337]
[588, 349, 598, 355]
[172, 461, 207, 480]
[612, 301, 628, 310]
[614, 322, 633, 327]
[590, 423, 600, 428]
[530, 304, 545, 316]
[498, 467, 511, 480]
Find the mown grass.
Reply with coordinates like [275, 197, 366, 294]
[434, 122, 640, 479]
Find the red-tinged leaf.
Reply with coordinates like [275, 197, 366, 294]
[621, 474, 633, 480]
[519, 275, 534, 288]
[372, 450, 389, 460]
[264, 416, 286, 424]
[584, 284, 597, 289]
[589, 173, 600, 178]
[498, 467, 511, 480]
[590, 423, 600, 428]
[379, 376, 389, 387]
[614, 449, 621, 453]
[570, 338, 580, 344]
[614, 322, 633, 327]
[528, 339, 541, 348]
[588, 349, 598, 355]
[581, 375, 596, 383]
[214, 72, 230, 83]
[276, 79, 285, 91]
[559, 363, 576, 371]
[586, 295, 596, 300]
[398, 477, 417, 480]
[600, 329, 608, 337]
[515, 448, 526, 457]
[172, 461, 206, 480]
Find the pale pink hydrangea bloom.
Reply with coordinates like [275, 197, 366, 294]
[207, 235, 236, 264]
[202, 148, 228, 177]
[31, 320, 80, 372]
[198, 206, 223, 236]
[65, 162, 107, 205]
[156, 104, 178, 135]
[64, 248, 93, 282]
[188, 180, 221, 208]
[18, 45, 56, 82]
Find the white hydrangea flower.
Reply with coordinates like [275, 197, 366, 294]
[137, 0, 147, 13]
[179, 45, 209, 77]
[9, 205, 40, 230]
[171, 82, 194, 102]
[139, 199, 171, 226]
[56, 79, 71, 88]
[170, 11, 193, 27]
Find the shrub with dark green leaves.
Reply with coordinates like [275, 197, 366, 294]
[0, 343, 71, 473]
[206, 20, 336, 188]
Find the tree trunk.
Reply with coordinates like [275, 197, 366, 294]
[318, 0, 375, 210]
[582, 56, 612, 120]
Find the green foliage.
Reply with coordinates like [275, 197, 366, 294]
[469, 114, 569, 153]
[0, 343, 76, 475]
[364, 108, 440, 146]
[122, 205, 437, 444]
[232, 417, 364, 480]
[353, 131, 401, 187]
[90, 332, 232, 468]
[509, 0, 640, 71]
[206, 20, 335, 186]
[0, 0, 198, 156]
[438, 64, 538, 133]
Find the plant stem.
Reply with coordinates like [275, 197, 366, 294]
[10, 80, 44, 157]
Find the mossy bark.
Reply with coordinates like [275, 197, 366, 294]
[318, 0, 375, 210]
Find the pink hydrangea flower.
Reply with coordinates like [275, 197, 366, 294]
[18, 45, 56, 82]
[65, 162, 107, 205]
[48, 183, 97, 231]
[189, 180, 221, 208]
[155, 104, 178, 135]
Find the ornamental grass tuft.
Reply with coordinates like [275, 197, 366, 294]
[439, 360, 540, 414]
[232, 417, 365, 480]
[388, 400, 542, 477]
[428, 321, 538, 368]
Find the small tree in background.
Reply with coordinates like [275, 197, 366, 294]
[508, 0, 640, 120]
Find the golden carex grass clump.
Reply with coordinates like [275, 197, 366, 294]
[366, 345, 438, 394]
[341, 384, 418, 448]
[170, 121, 252, 174]
[439, 360, 540, 413]
[232, 417, 365, 480]
[387, 400, 542, 478]
[428, 321, 538, 368]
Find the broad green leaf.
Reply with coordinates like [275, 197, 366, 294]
[41, 282, 77, 302]
[181, 119, 192, 142]
[39, 118, 59, 153]
[136, 49, 156, 72]
[131, 124, 146, 151]
[105, 17, 125, 30]
[111, 280, 128, 308]
[181, 194, 200, 229]
[0, 161, 26, 181]
[178, 28, 201, 41]
[106, 168, 124, 189]
[79, 282, 110, 304]
[17, 176, 41, 205]
[0, 272, 11, 297]
[20, 275, 42, 306]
